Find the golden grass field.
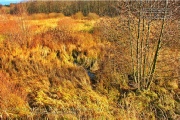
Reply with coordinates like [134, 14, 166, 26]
[0, 13, 179, 119]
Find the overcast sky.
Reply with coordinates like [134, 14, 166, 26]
[0, 0, 23, 5]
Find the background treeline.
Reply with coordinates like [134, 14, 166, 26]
[5, 0, 179, 19]
[9, 1, 119, 17]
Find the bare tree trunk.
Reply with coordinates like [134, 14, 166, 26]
[136, 1, 142, 90]
[127, 2, 136, 85]
[147, 0, 168, 90]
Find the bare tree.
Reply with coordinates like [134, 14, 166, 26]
[123, 0, 173, 90]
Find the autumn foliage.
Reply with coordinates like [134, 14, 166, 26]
[0, 1, 179, 119]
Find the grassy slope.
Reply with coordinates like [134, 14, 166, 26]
[0, 15, 113, 119]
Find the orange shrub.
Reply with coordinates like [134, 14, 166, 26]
[0, 71, 28, 116]
[0, 19, 30, 47]
[0, 20, 19, 34]
[57, 13, 65, 18]
[58, 17, 75, 30]
[0, 6, 10, 14]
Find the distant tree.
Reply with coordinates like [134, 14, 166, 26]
[0, 4, 2, 9]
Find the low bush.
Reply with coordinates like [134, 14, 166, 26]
[87, 13, 99, 20]
[29, 13, 48, 20]
[71, 11, 84, 20]
[48, 12, 64, 18]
